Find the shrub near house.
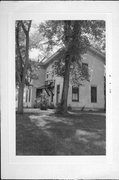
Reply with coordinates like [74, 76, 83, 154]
[34, 92, 48, 110]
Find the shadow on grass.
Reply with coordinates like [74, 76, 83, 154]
[16, 113, 56, 155]
[16, 111, 106, 155]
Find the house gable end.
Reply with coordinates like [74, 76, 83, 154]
[42, 47, 105, 68]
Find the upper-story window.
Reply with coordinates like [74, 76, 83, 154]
[82, 63, 89, 78]
[82, 63, 88, 71]
[52, 71, 54, 78]
[52, 64, 54, 69]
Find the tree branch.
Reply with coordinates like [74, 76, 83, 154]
[16, 22, 23, 82]
[16, 70, 21, 83]
[20, 20, 32, 35]
[28, 20, 32, 32]
[20, 21, 27, 34]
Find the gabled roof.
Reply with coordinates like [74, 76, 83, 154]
[40, 46, 105, 67]
[88, 46, 105, 60]
[39, 48, 64, 67]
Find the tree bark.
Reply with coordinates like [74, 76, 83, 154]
[60, 21, 71, 113]
[16, 21, 31, 114]
[18, 83, 24, 114]
[61, 55, 70, 113]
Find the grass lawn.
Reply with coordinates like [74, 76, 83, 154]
[16, 109, 106, 155]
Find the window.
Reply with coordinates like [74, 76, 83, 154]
[91, 86, 97, 103]
[52, 71, 54, 78]
[51, 93, 54, 102]
[82, 63, 88, 75]
[46, 72, 49, 79]
[29, 88, 31, 102]
[56, 84, 60, 104]
[36, 88, 42, 98]
[57, 84, 60, 93]
[26, 90, 28, 102]
[72, 86, 79, 102]
[82, 63, 88, 68]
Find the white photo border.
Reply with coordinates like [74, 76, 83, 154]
[1, 1, 118, 179]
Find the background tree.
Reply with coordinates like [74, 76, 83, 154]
[16, 20, 32, 114]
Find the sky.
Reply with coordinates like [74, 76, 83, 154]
[29, 48, 40, 60]
[29, 20, 61, 62]
[29, 20, 44, 61]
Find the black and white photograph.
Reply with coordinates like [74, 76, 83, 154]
[16, 20, 106, 156]
[1, 1, 119, 179]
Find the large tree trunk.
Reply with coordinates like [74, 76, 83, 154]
[18, 83, 24, 114]
[16, 20, 31, 114]
[61, 55, 70, 113]
[60, 21, 71, 113]
[17, 34, 29, 114]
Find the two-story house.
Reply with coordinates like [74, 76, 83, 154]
[21, 46, 105, 111]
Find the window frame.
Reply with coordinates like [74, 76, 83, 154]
[72, 86, 79, 102]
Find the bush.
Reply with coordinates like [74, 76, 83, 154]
[34, 92, 48, 110]
[39, 92, 48, 110]
[40, 103, 48, 110]
[34, 99, 41, 108]
[67, 105, 72, 111]
[55, 103, 64, 114]
[48, 102, 55, 109]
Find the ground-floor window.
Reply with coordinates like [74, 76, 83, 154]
[72, 86, 79, 102]
[51, 93, 53, 102]
[36, 88, 42, 98]
[91, 86, 97, 103]
[26, 90, 28, 102]
[29, 88, 31, 102]
[56, 84, 60, 104]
